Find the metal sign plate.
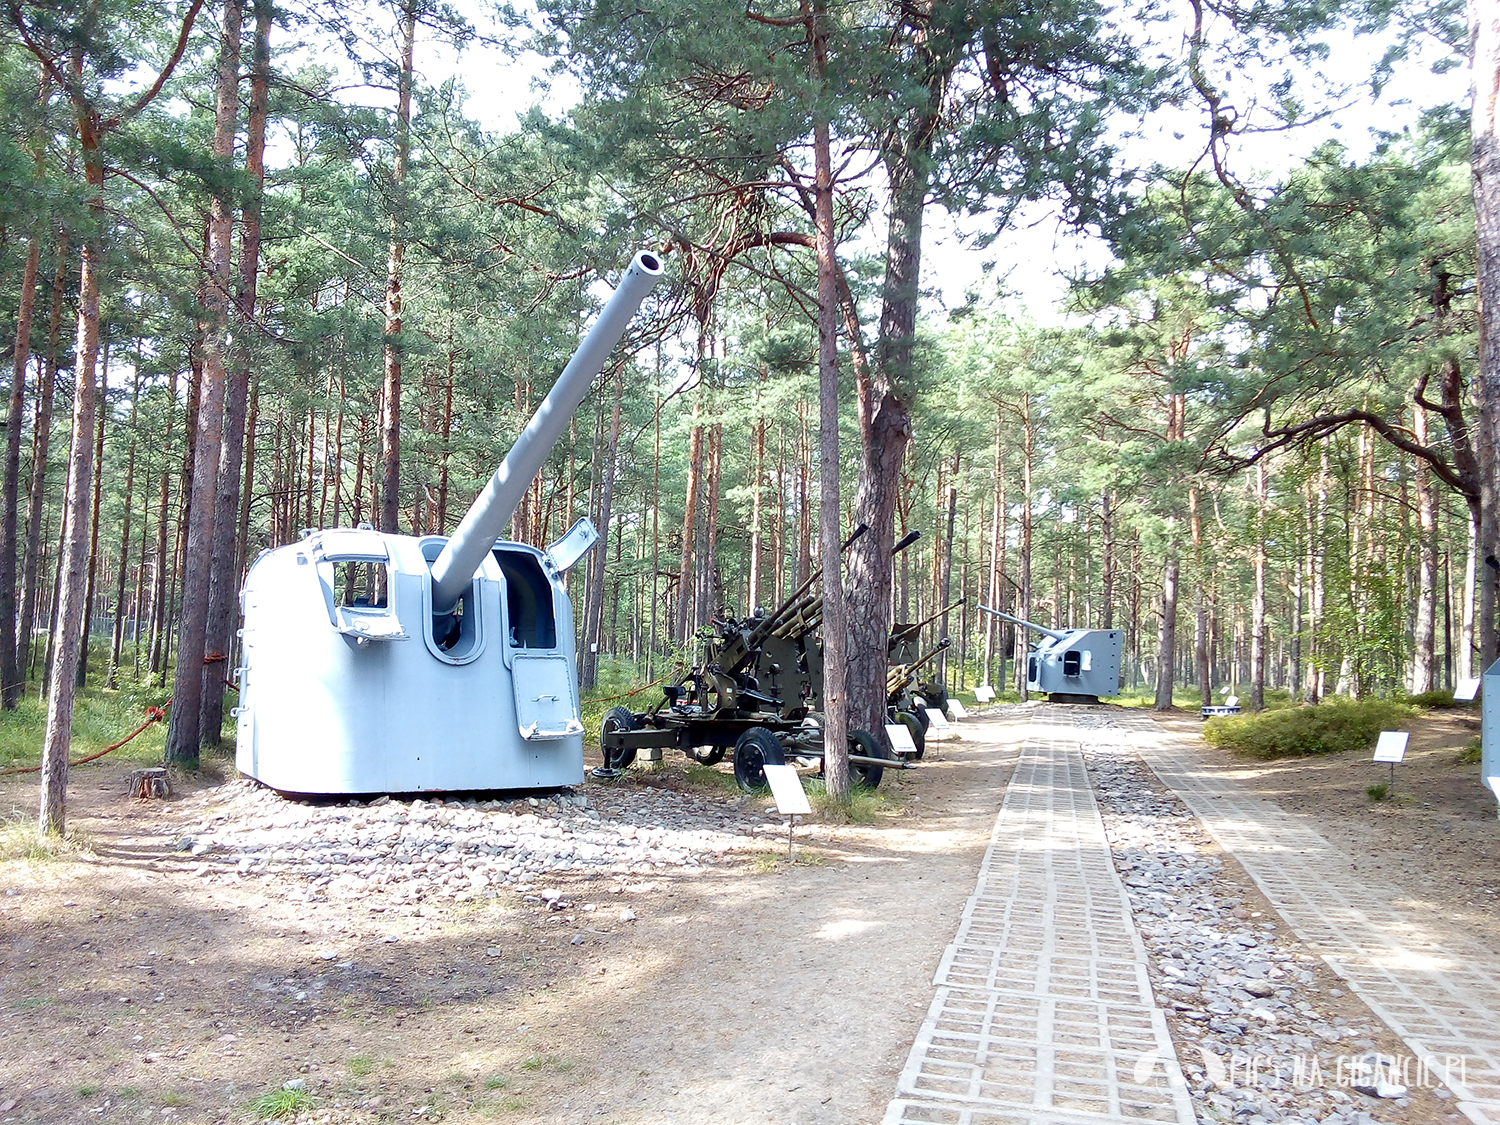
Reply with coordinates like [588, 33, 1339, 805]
[886, 723, 918, 754]
[1372, 731, 1409, 764]
[763, 763, 811, 816]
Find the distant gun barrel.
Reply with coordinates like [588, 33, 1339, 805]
[977, 604, 1068, 643]
[890, 597, 966, 647]
[888, 636, 951, 696]
[430, 251, 665, 613]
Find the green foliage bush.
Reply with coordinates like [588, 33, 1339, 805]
[1406, 689, 1457, 708]
[1201, 698, 1418, 759]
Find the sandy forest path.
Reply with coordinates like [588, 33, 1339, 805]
[0, 712, 1028, 1125]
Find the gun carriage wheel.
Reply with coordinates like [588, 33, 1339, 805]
[598, 706, 638, 773]
[689, 746, 726, 766]
[847, 729, 893, 788]
[733, 728, 785, 793]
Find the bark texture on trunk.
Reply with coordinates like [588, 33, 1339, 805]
[165, 0, 242, 766]
[0, 235, 40, 707]
[810, 27, 849, 794]
[1472, 0, 1500, 668]
[40, 163, 105, 834]
[379, 0, 416, 536]
[201, 0, 270, 745]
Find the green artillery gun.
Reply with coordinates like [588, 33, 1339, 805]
[886, 636, 951, 760]
[888, 596, 964, 715]
[597, 526, 904, 793]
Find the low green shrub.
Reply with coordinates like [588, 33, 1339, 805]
[1366, 782, 1391, 801]
[1459, 736, 1482, 764]
[1202, 698, 1418, 759]
[1407, 689, 1457, 708]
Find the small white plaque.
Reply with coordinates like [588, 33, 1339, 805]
[925, 707, 950, 730]
[885, 723, 918, 754]
[1455, 678, 1481, 702]
[1372, 731, 1409, 764]
[762, 763, 811, 816]
[1487, 776, 1500, 802]
[948, 699, 968, 720]
[975, 685, 995, 703]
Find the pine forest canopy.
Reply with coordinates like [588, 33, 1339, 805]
[0, 0, 1489, 830]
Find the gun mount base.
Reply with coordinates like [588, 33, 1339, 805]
[1046, 692, 1103, 705]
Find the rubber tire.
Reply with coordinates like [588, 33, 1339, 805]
[910, 702, 931, 733]
[601, 706, 638, 771]
[733, 728, 785, 793]
[895, 710, 926, 761]
[689, 746, 725, 766]
[848, 729, 892, 790]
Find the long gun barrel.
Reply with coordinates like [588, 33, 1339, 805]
[429, 251, 665, 613]
[890, 597, 966, 647]
[887, 636, 951, 697]
[977, 604, 1069, 643]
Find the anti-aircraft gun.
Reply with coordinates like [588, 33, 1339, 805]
[598, 526, 906, 793]
[233, 252, 665, 795]
[885, 635, 951, 760]
[888, 596, 965, 717]
[979, 605, 1122, 703]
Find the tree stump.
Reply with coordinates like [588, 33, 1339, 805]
[128, 768, 170, 800]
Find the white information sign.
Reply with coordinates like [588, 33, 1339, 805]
[1455, 677, 1481, 702]
[885, 723, 918, 755]
[925, 707, 950, 730]
[1372, 730, 1409, 764]
[974, 685, 995, 703]
[1487, 776, 1500, 803]
[763, 763, 811, 816]
[948, 699, 968, 720]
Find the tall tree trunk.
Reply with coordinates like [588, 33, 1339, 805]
[148, 370, 177, 676]
[1472, 0, 1500, 667]
[937, 453, 957, 684]
[675, 389, 704, 648]
[108, 361, 140, 686]
[18, 227, 68, 692]
[1411, 409, 1439, 693]
[165, 0, 242, 766]
[1100, 489, 1115, 629]
[77, 345, 108, 687]
[1191, 486, 1210, 705]
[580, 366, 624, 692]
[811, 32, 850, 794]
[39, 154, 105, 835]
[844, 125, 933, 737]
[1306, 452, 1329, 701]
[0, 233, 40, 708]
[1250, 462, 1267, 709]
[201, 0, 270, 746]
[379, 0, 416, 535]
[1016, 395, 1033, 696]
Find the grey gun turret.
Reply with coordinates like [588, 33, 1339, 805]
[979, 604, 1122, 703]
[234, 252, 665, 795]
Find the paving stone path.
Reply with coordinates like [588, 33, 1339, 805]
[885, 704, 1500, 1125]
[1113, 710, 1500, 1125]
[883, 712, 1199, 1125]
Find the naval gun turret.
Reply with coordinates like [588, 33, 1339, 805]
[234, 252, 665, 795]
[979, 605, 1121, 703]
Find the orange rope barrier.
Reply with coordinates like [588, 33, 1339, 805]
[0, 699, 171, 777]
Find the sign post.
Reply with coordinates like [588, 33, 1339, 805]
[1372, 730, 1409, 793]
[763, 763, 812, 856]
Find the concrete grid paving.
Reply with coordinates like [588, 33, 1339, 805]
[883, 714, 1199, 1125]
[1096, 709, 1500, 1125]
